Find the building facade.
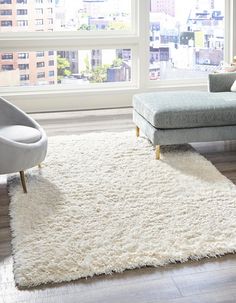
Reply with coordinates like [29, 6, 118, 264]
[150, 0, 175, 17]
[0, 0, 57, 87]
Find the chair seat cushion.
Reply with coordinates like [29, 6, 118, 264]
[133, 91, 236, 129]
[0, 125, 41, 143]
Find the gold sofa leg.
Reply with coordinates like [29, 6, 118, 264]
[136, 126, 140, 137]
[19, 171, 27, 193]
[156, 145, 161, 160]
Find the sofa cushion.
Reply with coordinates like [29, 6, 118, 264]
[231, 80, 236, 92]
[0, 125, 41, 143]
[133, 91, 236, 129]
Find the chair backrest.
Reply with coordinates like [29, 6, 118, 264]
[208, 72, 236, 92]
[0, 97, 35, 128]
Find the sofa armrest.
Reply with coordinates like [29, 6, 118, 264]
[208, 72, 236, 92]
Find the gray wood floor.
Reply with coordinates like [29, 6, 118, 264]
[1, 108, 236, 303]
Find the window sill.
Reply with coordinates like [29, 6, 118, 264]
[1, 81, 208, 113]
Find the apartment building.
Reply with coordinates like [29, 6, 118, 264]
[150, 0, 175, 17]
[0, 0, 57, 86]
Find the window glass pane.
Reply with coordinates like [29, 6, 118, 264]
[0, 0, 131, 32]
[0, 49, 132, 87]
[149, 0, 225, 80]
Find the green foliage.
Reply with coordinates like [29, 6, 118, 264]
[90, 64, 110, 83]
[112, 58, 123, 67]
[78, 24, 96, 31]
[84, 54, 90, 71]
[57, 55, 71, 83]
[78, 24, 90, 31]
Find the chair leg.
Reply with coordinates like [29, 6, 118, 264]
[136, 126, 140, 137]
[156, 145, 161, 160]
[38, 163, 42, 169]
[19, 171, 27, 193]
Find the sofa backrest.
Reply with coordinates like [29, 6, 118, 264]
[209, 72, 236, 92]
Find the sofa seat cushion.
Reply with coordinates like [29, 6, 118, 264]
[133, 91, 236, 129]
[0, 125, 41, 143]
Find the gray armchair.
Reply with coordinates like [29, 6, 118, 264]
[0, 97, 48, 193]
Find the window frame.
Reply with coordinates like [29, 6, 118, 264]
[0, 0, 234, 112]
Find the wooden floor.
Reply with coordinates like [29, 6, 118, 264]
[1, 108, 236, 303]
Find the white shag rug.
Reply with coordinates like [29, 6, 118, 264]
[8, 131, 236, 287]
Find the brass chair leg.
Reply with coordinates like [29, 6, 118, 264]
[19, 171, 27, 193]
[156, 145, 161, 160]
[136, 126, 140, 137]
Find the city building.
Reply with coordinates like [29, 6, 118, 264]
[150, 0, 175, 17]
[83, 0, 108, 19]
[0, 0, 57, 87]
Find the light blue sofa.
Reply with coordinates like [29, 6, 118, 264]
[133, 72, 236, 159]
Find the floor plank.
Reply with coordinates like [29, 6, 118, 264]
[1, 108, 236, 303]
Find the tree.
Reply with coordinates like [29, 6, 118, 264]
[78, 24, 90, 31]
[90, 64, 109, 83]
[78, 24, 96, 31]
[57, 55, 71, 83]
[112, 58, 123, 67]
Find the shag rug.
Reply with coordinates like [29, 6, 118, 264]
[8, 131, 236, 287]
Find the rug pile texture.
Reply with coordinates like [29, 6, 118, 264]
[8, 131, 236, 287]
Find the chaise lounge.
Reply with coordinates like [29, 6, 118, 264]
[133, 72, 236, 159]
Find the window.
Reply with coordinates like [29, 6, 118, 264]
[0, 48, 131, 87]
[37, 72, 45, 78]
[1, 20, 12, 27]
[0, 0, 232, 112]
[36, 51, 44, 57]
[18, 64, 29, 70]
[0, 0, 11, 4]
[35, 8, 43, 14]
[0, 10, 12, 16]
[17, 9, 27, 15]
[17, 0, 27, 3]
[149, 0, 225, 80]
[18, 52, 29, 59]
[1, 53, 13, 60]
[17, 20, 28, 27]
[35, 19, 43, 25]
[37, 61, 45, 68]
[1, 0, 132, 32]
[2, 64, 13, 70]
[20, 74, 29, 81]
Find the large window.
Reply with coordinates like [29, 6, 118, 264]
[0, 49, 132, 87]
[149, 0, 225, 80]
[0, 0, 233, 111]
[0, 0, 132, 33]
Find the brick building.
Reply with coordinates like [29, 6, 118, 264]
[0, 0, 57, 87]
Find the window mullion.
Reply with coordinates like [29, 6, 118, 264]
[0, 35, 139, 52]
[137, 0, 150, 90]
